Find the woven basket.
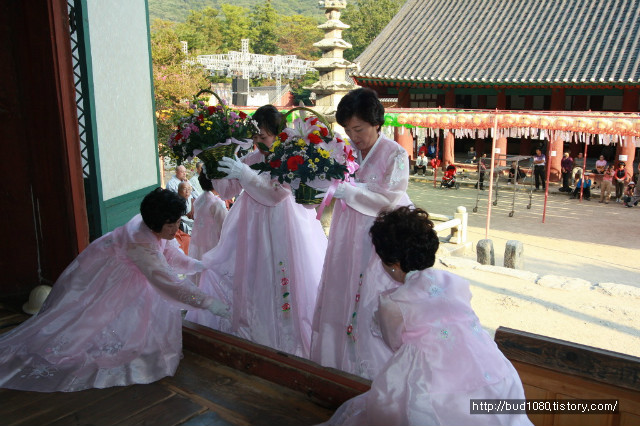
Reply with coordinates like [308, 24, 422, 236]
[193, 89, 242, 179]
[197, 144, 238, 180]
[294, 183, 323, 205]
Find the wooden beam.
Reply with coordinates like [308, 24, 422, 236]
[50, 0, 89, 252]
[495, 327, 640, 392]
[182, 322, 371, 409]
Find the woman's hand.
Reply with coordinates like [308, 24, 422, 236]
[218, 156, 245, 180]
[207, 298, 230, 318]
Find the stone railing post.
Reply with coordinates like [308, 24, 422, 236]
[452, 206, 468, 244]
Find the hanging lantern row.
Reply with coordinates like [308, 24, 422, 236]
[390, 112, 640, 137]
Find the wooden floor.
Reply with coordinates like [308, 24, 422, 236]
[0, 304, 354, 426]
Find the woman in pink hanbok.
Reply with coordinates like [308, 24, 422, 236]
[320, 207, 533, 426]
[0, 189, 229, 392]
[187, 172, 228, 265]
[310, 88, 411, 379]
[189, 105, 327, 358]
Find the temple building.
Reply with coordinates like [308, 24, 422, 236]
[351, 0, 640, 176]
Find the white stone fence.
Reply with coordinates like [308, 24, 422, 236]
[430, 206, 468, 244]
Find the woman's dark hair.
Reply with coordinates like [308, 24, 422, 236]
[198, 170, 214, 191]
[140, 188, 186, 232]
[252, 104, 282, 136]
[370, 206, 439, 273]
[336, 87, 385, 129]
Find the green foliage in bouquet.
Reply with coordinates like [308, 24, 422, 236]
[251, 108, 357, 189]
[166, 89, 257, 165]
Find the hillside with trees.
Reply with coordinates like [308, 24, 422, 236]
[148, 0, 323, 22]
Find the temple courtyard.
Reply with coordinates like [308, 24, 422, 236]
[406, 178, 640, 358]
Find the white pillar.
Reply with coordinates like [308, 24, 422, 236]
[452, 206, 468, 244]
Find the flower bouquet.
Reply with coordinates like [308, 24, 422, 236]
[167, 89, 258, 179]
[252, 107, 358, 205]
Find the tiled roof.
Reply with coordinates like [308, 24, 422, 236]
[353, 0, 640, 86]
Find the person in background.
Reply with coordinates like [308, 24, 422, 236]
[427, 142, 436, 158]
[185, 172, 228, 284]
[191, 104, 327, 358]
[184, 173, 229, 325]
[417, 143, 427, 157]
[177, 181, 195, 232]
[614, 162, 630, 202]
[467, 145, 476, 160]
[189, 161, 204, 198]
[571, 152, 585, 187]
[311, 87, 412, 380]
[166, 165, 188, 193]
[429, 156, 441, 171]
[0, 188, 229, 393]
[560, 152, 573, 192]
[413, 151, 428, 176]
[623, 181, 639, 208]
[593, 155, 607, 174]
[319, 207, 533, 426]
[441, 163, 458, 188]
[571, 172, 592, 200]
[533, 148, 546, 191]
[599, 165, 614, 204]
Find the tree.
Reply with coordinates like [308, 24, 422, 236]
[148, 0, 218, 23]
[251, 0, 280, 55]
[219, 4, 254, 52]
[150, 19, 210, 159]
[175, 7, 222, 54]
[342, 0, 406, 61]
[276, 15, 323, 60]
[290, 71, 319, 106]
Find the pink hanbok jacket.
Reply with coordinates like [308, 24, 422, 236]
[189, 191, 228, 262]
[311, 135, 412, 379]
[0, 215, 215, 392]
[320, 269, 534, 426]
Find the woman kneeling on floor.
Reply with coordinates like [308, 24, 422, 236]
[319, 206, 533, 426]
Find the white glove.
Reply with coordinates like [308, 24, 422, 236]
[207, 298, 231, 319]
[314, 182, 349, 200]
[218, 156, 245, 180]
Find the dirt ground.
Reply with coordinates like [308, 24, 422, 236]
[407, 178, 640, 358]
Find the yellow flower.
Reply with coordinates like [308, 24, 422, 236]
[272, 139, 281, 148]
[314, 158, 320, 163]
[318, 148, 330, 159]
[296, 139, 306, 148]
[188, 109, 195, 114]
[207, 127, 211, 131]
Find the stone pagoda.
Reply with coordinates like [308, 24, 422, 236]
[307, 0, 359, 125]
